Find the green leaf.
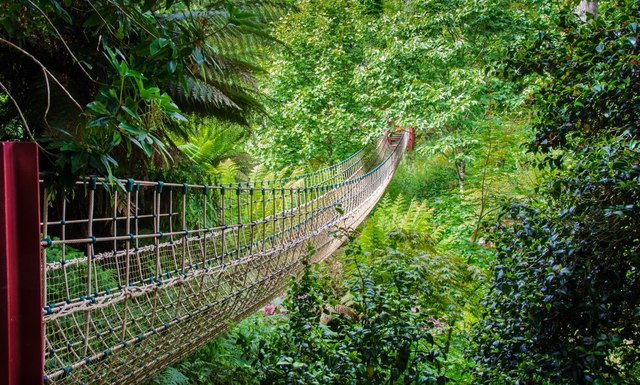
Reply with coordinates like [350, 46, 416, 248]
[87, 116, 111, 128]
[150, 38, 171, 56]
[87, 101, 109, 115]
[121, 106, 140, 121]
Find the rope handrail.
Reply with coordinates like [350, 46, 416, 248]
[48, 134, 390, 194]
[40, 131, 409, 384]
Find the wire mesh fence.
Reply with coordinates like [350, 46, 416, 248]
[40, 132, 408, 384]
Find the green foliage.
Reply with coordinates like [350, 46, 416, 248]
[151, 314, 281, 385]
[251, 0, 373, 169]
[0, 0, 280, 182]
[177, 121, 248, 168]
[174, 119, 249, 183]
[150, 368, 189, 385]
[476, 137, 640, 384]
[257, 246, 448, 385]
[359, 194, 437, 253]
[385, 155, 458, 202]
[476, 2, 640, 383]
[506, 0, 640, 158]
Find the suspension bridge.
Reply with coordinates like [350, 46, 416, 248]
[0, 130, 411, 384]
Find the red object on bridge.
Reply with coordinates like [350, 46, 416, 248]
[0, 143, 43, 385]
[407, 127, 415, 151]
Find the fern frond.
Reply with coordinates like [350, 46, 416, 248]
[212, 158, 240, 184]
[151, 367, 189, 385]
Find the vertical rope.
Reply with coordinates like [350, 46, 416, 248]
[83, 177, 96, 357]
[249, 188, 254, 256]
[112, 189, 121, 288]
[236, 186, 241, 259]
[122, 179, 133, 342]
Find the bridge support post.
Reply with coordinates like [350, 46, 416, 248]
[407, 127, 415, 151]
[0, 143, 43, 385]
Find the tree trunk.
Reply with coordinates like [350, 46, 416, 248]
[575, 1, 598, 22]
[455, 159, 465, 198]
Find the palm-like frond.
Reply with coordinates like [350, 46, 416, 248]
[177, 119, 248, 165]
[0, 0, 289, 179]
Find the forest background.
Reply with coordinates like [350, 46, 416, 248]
[1, 0, 638, 383]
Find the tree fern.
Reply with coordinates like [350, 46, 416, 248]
[176, 120, 247, 166]
[0, 0, 288, 180]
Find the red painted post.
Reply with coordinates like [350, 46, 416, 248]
[0, 143, 43, 385]
[407, 127, 415, 151]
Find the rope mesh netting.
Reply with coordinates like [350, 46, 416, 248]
[40, 131, 408, 384]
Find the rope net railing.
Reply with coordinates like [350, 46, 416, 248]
[40, 131, 409, 384]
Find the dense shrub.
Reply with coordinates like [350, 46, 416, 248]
[476, 2, 640, 383]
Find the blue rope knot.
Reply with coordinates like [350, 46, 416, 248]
[157, 231, 164, 238]
[63, 366, 73, 375]
[85, 357, 91, 364]
[89, 176, 97, 191]
[156, 181, 164, 194]
[60, 220, 66, 225]
[90, 236, 97, 244]
[103, 348, 112, 357]
[43, 237, 53, 248]
[137, 334, 145, 342]
[182, 183, 188, 194]
[126, 178, 135, 192]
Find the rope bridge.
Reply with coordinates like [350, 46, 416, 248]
[38, 131, 409, 384]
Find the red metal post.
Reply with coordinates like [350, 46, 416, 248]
[0, 142, 43, 385]
[407, 127, 415, 151]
